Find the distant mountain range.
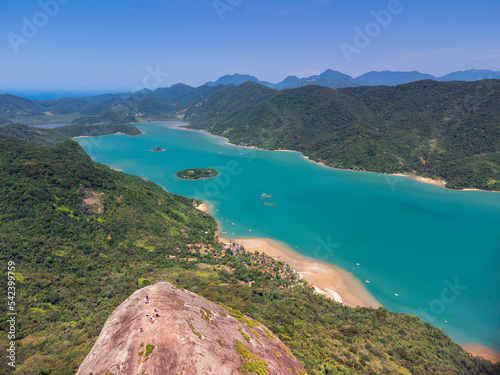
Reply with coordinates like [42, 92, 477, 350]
[184, 80, 500, 190]
[204, 69, 500, 90]
[1, 71, 499, 190]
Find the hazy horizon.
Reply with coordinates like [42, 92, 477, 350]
[2, 0, 499, 92]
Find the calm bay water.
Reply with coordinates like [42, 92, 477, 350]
[76, 121, 500, 350]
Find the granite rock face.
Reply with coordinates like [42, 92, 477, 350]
[77, 282, 307, 375]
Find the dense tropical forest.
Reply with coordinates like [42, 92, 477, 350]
[184, 80, 500, 190]
[0, 125, 498, 374]
[2, 79, 498, 190]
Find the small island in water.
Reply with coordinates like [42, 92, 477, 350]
[151, 147, 166, 152]
[176, 168, 218, 180]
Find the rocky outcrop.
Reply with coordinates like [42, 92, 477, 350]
[76, 282, 307, 375]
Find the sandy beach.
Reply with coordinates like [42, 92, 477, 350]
[195, 202, 209, 212]
[72, 132, 127, 140]
[391, 173, 447, 188]
[461, 343, 500, 364]
[410, 176, 447, 188]
[224, 236, 381, 309]
[226, 236, 500, 362]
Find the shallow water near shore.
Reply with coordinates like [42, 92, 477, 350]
[76, 121, 500, 352]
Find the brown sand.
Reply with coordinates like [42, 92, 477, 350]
[223, 237, 500, 361]
[72, 132, 126, 140]
[391, 173, 447, 188]
[226, 237, 381, 309]
[461, 343, 500, 364]
[195, 202, 209, 212]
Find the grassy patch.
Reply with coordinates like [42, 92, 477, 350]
[235, 340, 270, 375]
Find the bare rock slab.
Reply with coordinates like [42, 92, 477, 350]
[77, 282, 307, 375]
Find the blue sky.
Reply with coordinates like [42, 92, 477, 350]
[1, 0, 499, 93]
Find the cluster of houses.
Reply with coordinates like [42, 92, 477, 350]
[179, 241, 303, 285]
[242, 249, 301, 282]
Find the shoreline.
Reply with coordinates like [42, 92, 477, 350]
[391, 173, 447, 188]
[73, 123, 500, 362]
[461, 343, 500, 364]
[195, 202, 210, 212]
[71, 132, 127, 140]
[168, 121, 498, 193]
[225, 235, 500, 363]
[222, 236, 382, 309]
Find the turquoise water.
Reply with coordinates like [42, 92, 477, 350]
[76, 121, 500, 350]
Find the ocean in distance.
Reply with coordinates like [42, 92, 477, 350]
[76, 121, 500, 351]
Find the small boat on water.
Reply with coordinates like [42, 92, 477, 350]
[365, 280, 371, 284]
[394, 293, 399, 297]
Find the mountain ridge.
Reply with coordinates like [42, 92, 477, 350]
[203, 69, 500, 90]
[185, 79, 500, 190]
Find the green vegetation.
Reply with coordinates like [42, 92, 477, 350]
[238, 327, 251, 343]
[185, 80, 500, 190]
[137, 343, 154, 363]
[0, 122, 140, 146]
[200, 307, 214, 322]
[236, 340, 270, 375]
[0, 136, 215, 373]
[171, 271, 500, 375]
[176, 168, 219, 180]
[3, 79, 499, 189]
[0, 85, 225, 125]
[191, 325, 202, 339]
[0, 131, 498, 374]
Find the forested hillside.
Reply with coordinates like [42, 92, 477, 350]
[2, 79, 499, 190]
[0, 131, 498, 374]
[0, 123, 140, 146]
[185, 80, 500, 190]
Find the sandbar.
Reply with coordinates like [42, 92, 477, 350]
[223, 237, 381, 309]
